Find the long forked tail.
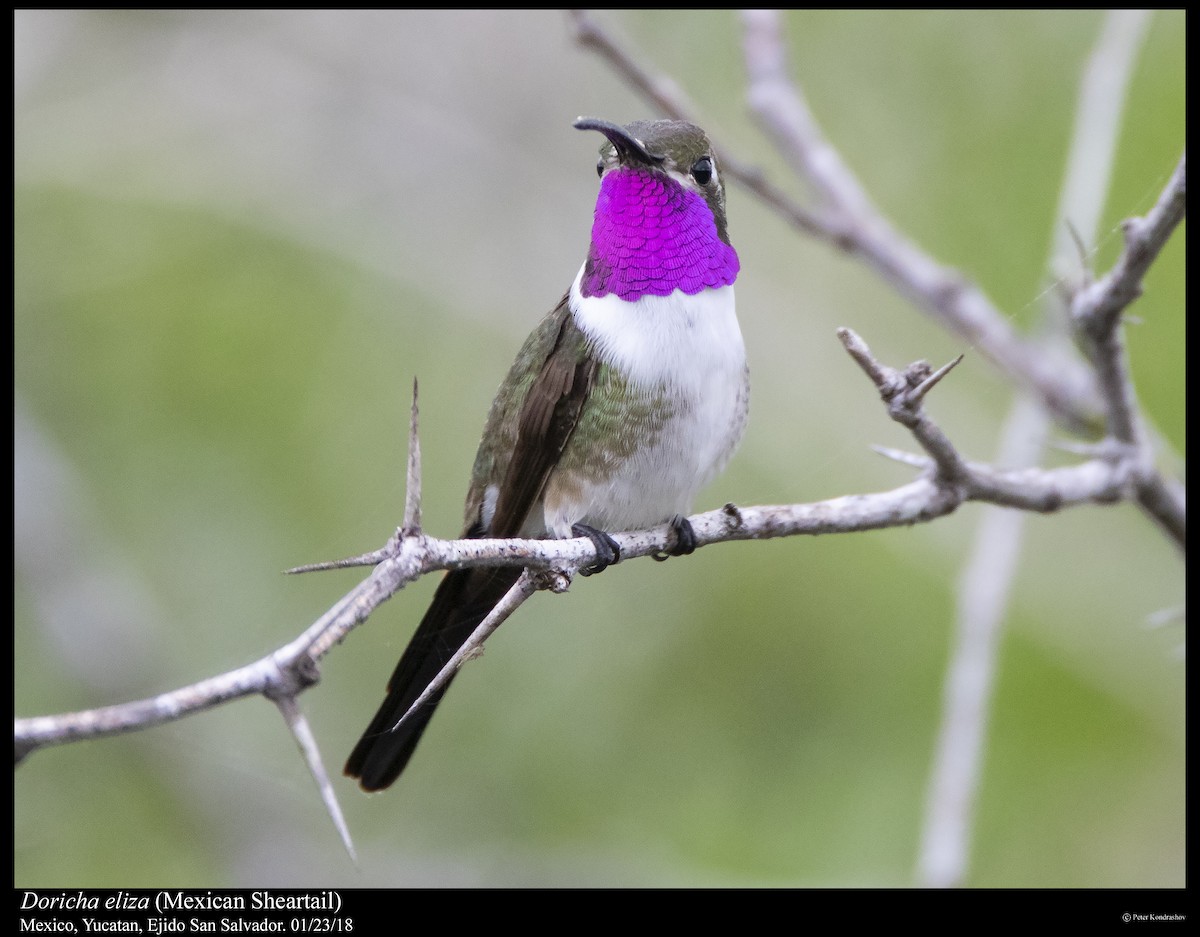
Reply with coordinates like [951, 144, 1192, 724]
[345, 564, 523, 791]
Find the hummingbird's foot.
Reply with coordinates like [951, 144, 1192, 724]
[652, 514, 697, 562]
[572, 524, 621, 576]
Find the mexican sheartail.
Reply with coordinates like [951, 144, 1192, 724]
[345, 117, 748, 791]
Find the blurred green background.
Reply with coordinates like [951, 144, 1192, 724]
[14, 10, 1183, 887]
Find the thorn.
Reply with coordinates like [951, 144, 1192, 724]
[284, 547, 391, 574]
[273, 695, 358, 865]
[404, 377, 422, 533]
[1064, 219, 1093, 288]
[909, 353, 964, 405]
[871, 444, 930, 468]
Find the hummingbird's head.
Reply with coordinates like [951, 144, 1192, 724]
[574, 117, 731, 247]
[573, 117, 739, 301]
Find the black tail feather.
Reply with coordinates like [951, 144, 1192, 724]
[344, 564, 522, 791]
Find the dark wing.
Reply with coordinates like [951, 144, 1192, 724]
[489, 305, 597, 537]
[345, 299, 596, 791]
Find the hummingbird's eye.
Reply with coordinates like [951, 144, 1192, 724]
[596, 159, 604, 178]
[690, 156, 714, 185]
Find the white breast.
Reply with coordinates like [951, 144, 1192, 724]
[546, 266, 748, 537]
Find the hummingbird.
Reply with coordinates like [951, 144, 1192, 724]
[345, 117, 748, 792]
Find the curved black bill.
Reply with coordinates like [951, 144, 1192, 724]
[574, 116, 665, 166]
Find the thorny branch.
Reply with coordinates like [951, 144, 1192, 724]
[14, 321, 1157, 758]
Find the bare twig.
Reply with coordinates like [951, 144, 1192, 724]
[567, 9, 830, 240]
[1069, 153, 1187, 547]
[734, 9, 1104, 434]
[390, 569, 548, 732]
[919, 9, 1154, 890]
[1074, 154, 1187, 447]
[1072, 153, 1187, 342]
[837, 328, 969, 484]
[14, 650, 315, 762]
